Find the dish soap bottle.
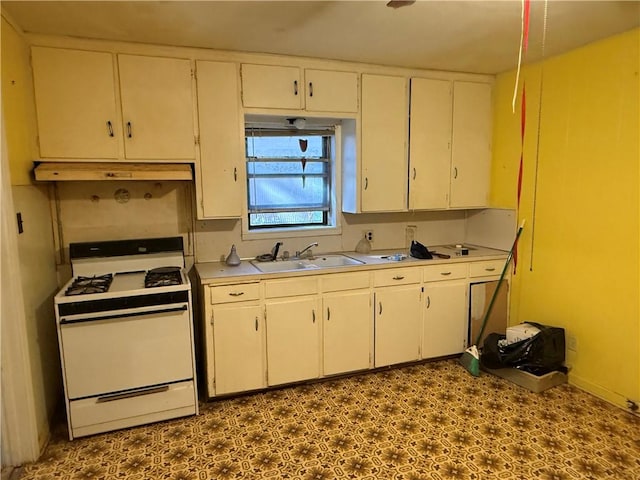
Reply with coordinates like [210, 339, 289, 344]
[225, 244, 241, 266]
[355, 234, 371, 254]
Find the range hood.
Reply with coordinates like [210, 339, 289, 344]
[33, 162, 193, 181]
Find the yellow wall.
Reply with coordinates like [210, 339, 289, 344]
[1, 15, 38, 185]
[491, 29, 639, 407]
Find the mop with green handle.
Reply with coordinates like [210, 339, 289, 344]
[459, 220, 526, 376]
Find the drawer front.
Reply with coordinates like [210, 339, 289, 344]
[265, 276, 318, 298]
[373, 267, 421, 287]
[210, 283, 261, 304]
[321, 271, 370, 292]
[469, 260, 505, 278]
[423, 263, 468, 282]
[69, 380, 196, 432]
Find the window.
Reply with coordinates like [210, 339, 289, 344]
[246, 128, 334, 230]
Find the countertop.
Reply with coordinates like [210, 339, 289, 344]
[195, 244, 508, 284]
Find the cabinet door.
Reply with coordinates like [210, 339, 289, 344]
[265, 297, 320, 386]
[212, 304, 265, 395]
[305, 69, 358, 113]
[409, 78, 452, 210]
[241, 64, 302, 109]
[361, 74, 409, 212]
[422, 281, 468, 358]
[195, 61, 243, 219]
[374, 285, 421, 367]
[118, 54, 195, 159]
[450, 81, 492, 208]
[31, 47, 119, 159]
[323, 290, 371, 376]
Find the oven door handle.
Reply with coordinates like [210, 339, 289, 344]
[96, 384, 170, 403]
[60, 305, 188, 325]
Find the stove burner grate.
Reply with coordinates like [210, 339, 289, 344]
[65, 274, 113, 296]
[145, 267, 182, 288]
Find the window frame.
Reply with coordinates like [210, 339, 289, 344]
[241, 123, 342, 240]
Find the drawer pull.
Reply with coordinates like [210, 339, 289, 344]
[485, 267, 496, 272]
[327, 307, 331, 321]
[308, 81, 314, 97]
[106, 120, 114, 137]
[126, 121, 132, 138]
[97, 385, 169, 403]
[440, 272, 452, 276]
[392, 276, 405, 280]
[426, 296, 431, 309]
[379, 302, 383, 315]
[293, 80, 298, 96]
[255, 316, 258, 331]
[228, 292, 244, 297]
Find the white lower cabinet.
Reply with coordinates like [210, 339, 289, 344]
[212, 303, 265, 395]
[322, 290, 371, 375]
[265, 296, 321, 386]
[200, 258, 506, 397]
[373, 267, 422, 367]
[422, 281, 469, 358]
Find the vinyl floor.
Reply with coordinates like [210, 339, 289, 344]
[17, 359, 640, 479]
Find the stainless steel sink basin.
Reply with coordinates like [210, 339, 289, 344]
[251, 254, 364, 273]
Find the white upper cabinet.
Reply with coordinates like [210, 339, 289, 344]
[118, 54, 195, 160]
[408, 78, 492, 210]
[408, 78, 453, 210]
[241, 64, 358, 113]
[30, 47, 196, 161]
[31, 47, 119, 159]
[360, 74, 409, 212]
[195, 60, 244, 219]
[304, 69, 358, 113]
[450, 81, 492, 208]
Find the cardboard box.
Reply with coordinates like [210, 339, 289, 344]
[506, 323, 541, 345]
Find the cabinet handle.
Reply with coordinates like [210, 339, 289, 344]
[426, 296, 431, 308]
[364, 177, 368, 190]
[233, 167, 237, 182]
[126, 121, 132, 138]
[308, 82, 314, 97]
[440, 272, 452, 276]
[327, 307, 330, 321]
[312, 309, 316, 323]
[392, 276, 405, 280]
[294, 80, 298, 96]
[379, 302, 383, 315]
[255, 316, 258, 331]
[412, 168, 416, 180]
[106, 121, 114, 137]
[228, 292, 244, 297]
[453, 167, 458, 179]
[485, 267, 496, 272]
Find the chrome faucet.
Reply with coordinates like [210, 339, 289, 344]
[296, 242, 318, 259]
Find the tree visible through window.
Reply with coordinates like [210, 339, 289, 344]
[246, 129, 332, 229]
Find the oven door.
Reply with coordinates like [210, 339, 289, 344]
[59, 303, 194, 399]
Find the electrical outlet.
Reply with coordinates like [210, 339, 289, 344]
[567, 335, 578, 352]
[364, 230, 374, 242]
[406, 225, 417, 246]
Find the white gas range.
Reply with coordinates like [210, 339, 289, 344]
[54, 237, 198, 440]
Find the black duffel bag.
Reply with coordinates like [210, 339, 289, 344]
[480, 322, 566, 376]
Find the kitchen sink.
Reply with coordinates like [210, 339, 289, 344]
[251, 254, 364, 273]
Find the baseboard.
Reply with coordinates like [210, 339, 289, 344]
[569, 373, 637, 414]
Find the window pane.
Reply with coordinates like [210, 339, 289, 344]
[246, 135, 324, 158]
[247, 160, 326, 175]
[249, 211, 324, 228]
[248, 176, 328, 210]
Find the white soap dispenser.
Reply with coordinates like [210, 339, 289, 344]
[225, 244, 241, 266]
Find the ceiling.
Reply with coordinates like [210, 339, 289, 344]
[3, 1, 639, 74]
